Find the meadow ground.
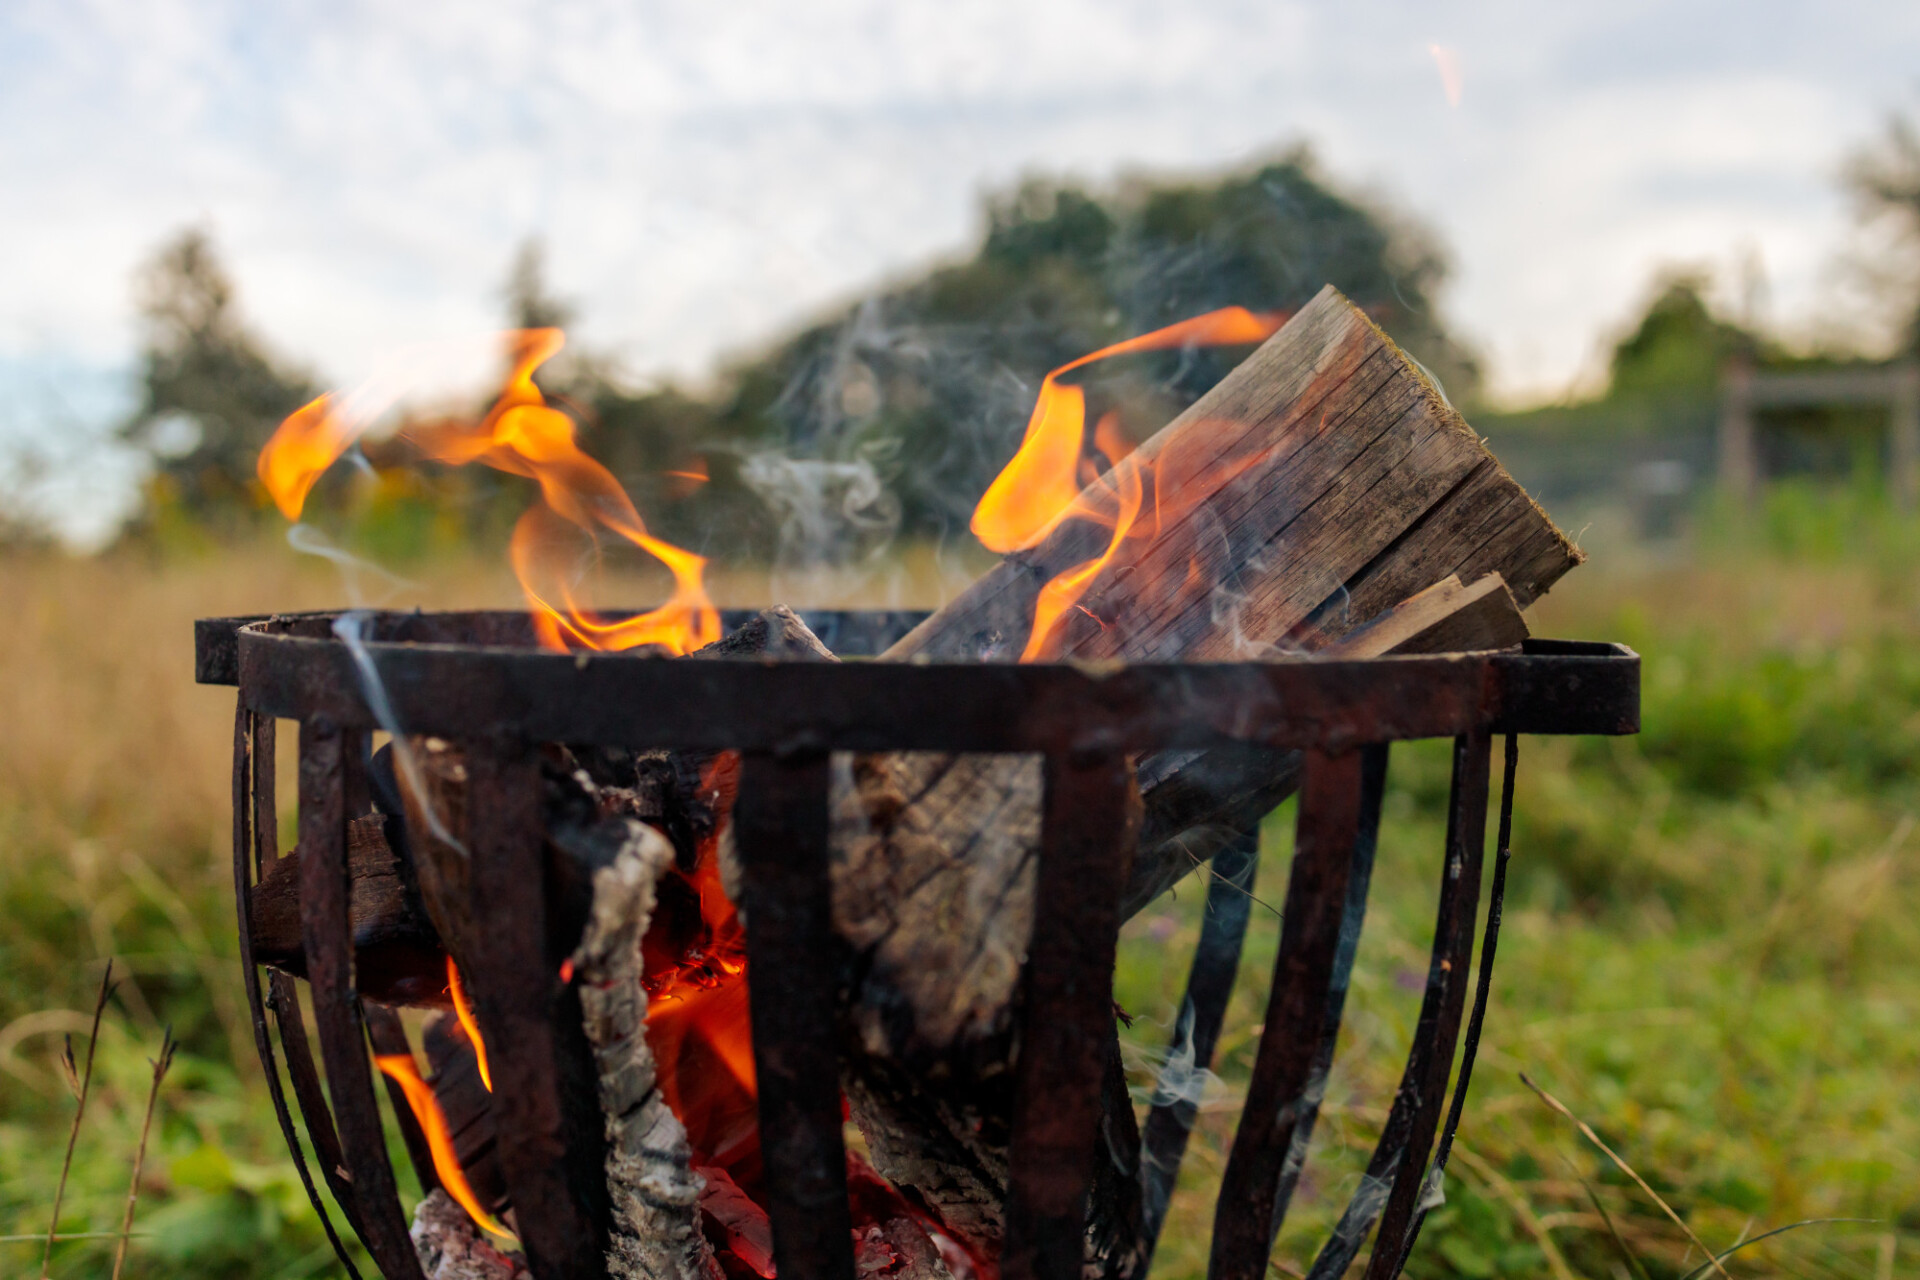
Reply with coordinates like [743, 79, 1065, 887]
[2, 504, 1917, 1278]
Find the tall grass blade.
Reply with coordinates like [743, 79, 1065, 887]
[42, 959, 115, 1280]
[111, 1025, 177, 1280]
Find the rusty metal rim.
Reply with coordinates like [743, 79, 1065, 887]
[209, 613, 1637, 753]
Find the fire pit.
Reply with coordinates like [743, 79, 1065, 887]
[195, 608, 1637, 1280]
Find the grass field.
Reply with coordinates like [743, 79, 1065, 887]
[2, 503, 1917, 1278]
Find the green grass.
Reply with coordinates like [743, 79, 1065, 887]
[4, 508, 1919, 1277]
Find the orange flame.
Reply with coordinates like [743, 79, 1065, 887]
[255, 328, 719, 655]
[374, 1051, 516, 1242]
[970, 308, 1283, 661]
[446, 957, 492, 1092]
[970, 307, 1282, 554]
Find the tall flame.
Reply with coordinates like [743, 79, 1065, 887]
[970, 307, 1284, 660]
[256, 328, 718, 655]
[374, 1051, 516, 1243]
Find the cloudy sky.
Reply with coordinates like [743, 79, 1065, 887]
[3, 0, 1918, 542]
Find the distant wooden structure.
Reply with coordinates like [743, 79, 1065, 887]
[1720, 358, 1920, 505]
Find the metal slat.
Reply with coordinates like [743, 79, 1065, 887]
[1360, 729, 1491, 1279]
[299, 718, 425, 1280]
[1001, 748, 1138, 1280]
[735, 750, 857, 1280]
[1262, 742, 1390, 1247]
[231, 704, 362, 1279]
[1136, 826, 1259, 1261]
[1208, 749, 1363, 1280]
[1393, 734, 1520, 1272]
[463, 741, 610, 1280]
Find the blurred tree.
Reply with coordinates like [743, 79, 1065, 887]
[1608, 271, 1761, 399]
[694, 148, 1481, 553]
[1845, 112, 1920, 354]
[119, 228, 313, 531]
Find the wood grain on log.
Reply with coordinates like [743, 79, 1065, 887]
[832, 287, 1573, 1261]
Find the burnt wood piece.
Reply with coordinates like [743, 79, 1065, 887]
[299, 718, 427, 1280]
[249, 814, 445, 1004]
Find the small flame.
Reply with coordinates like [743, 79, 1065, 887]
[971, 307, 1283, 660]
[374, 1051, 516, 1242]
[256, 328, 719, 655]
[971, 307, 1280, 555]
[446, 957, 492, 1092]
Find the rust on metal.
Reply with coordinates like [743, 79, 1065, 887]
[1362, 729, 1491, 1280]
[231, 702, 363, 1278]
[1000, 747, 1139, 1280]
[298, 717, 427, 1280]
[1209, 748, 1364, 1279]
[192, 609, 1639, 1280]
[463, 739, 611, 1280]
[735, 750, 857, 1280]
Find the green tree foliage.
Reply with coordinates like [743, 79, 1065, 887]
[119, 229, 314, 532]
[655, 149, 1478, 557]
[1607, 272, 1759, 400]
[1845, 111, 1920, 354]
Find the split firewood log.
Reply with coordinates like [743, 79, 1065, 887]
[827, 286, 1573, 1260]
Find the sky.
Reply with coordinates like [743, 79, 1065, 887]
[2, 0, 1918, 544]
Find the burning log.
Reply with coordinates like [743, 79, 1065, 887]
[826, 287, 1575, 1258]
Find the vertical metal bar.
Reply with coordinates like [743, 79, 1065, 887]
[1360, 729, 1490, 1280]
[1002, 746, 1138, 1280]
[1264, 742, 1390, 1246]
[343, 727, 373, 818]
[300, 717, 426, 1280]
[253, 713, 279, 872]
[1137, 825, 1259, 1261]
[735, 748, 856, 1280]
[1208, 748, 1363, 1280]
[232, 703, 361, 1279]
[364, 1001, 443, 1198]
[464, 738, 610, 1280]
[1394, 734, 1520, 1272]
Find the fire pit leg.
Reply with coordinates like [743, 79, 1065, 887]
[1000, 747, 1139, 1280]
[1209, 748, 1365, 1280]
[299, 717, 427, 1280]
[464, 740, 611, 1280]
[735, 748, 857, 1280]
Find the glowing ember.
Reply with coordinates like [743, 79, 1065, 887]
[256, 327, 718, 655]
[446, 956, 492, 1092]
[375, 1051, 516, 1243]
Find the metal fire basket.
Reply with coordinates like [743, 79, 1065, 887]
[195, 609, 1639, 1280]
